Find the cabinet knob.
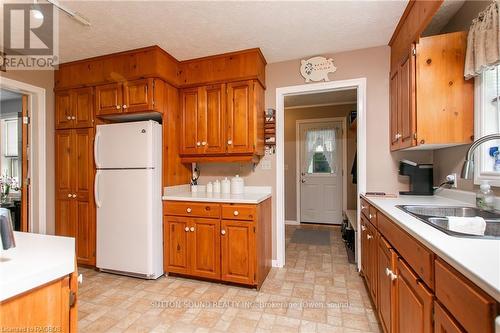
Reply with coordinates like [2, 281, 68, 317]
[72, 116, 76, 120]
[67, 194, 72, 198]
[227, 140, 232, 145]
[184, 227, 189, 232]
[66, 116, 71, 120]
[369, 213, 373, 219]
[116, 105, 121, 110]
[190, 227, 195, 232]
[361, 205, 367, 210]
[367, 234, 373, 240]
[122, 105, 127, 109]
[385, 268, 391, 277]
[221, 230, 226, 235]
[202, 141, 206, 146]
[196, 142, 201, 146]
[186, 208, 192, 213]
[233, 210, 239, 216]
[361, 225, 366, 231]
[72, 194, 77, 198]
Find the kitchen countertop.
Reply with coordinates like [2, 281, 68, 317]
[362, 194, 500, 302]
[163, 185, 272, 204]
[0, 232, 75, 301]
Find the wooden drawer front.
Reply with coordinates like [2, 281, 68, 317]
[222, 204, 256, 221]
[435, 259, 497, 333]
[368, 206, 377, 227]
[378, 213, 434, 288]
[434, 301, 465, 333]
[164, 201, 220, 219]
[360, 197, 370, 218]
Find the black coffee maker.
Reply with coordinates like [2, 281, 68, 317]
[399, 160, 434, 195]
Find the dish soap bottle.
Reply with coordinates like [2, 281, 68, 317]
[476, 180, 495, 211]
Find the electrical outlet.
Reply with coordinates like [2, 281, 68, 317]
[446, 173, 458, 188]
[261, 159, 272, 170]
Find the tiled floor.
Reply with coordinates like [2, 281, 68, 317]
[78, 224, 380, 333]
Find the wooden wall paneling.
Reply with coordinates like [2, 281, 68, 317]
[416, 31, 474, 146]
[162, 83, 191, 187]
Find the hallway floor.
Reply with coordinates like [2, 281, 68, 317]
[78, 224, 380, 332]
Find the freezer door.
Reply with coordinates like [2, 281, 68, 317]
[95, 121, 161, 169]
[96, 169, 163, 277]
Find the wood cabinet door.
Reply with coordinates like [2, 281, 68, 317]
[389, 70, 400, 151]
[395, 258, 433, 333]
[367, 222, 378, 305]
[55, 91, 73, 129]
[165, 216, 190, 275]
[55, 130, 76, 238]
[123, 78, 154, 113]
[202, 84, 226, 154]
[378, 236, 397, 333]
[226, 81, 254, 154]
[190, 218, 221, 279]
[398, 46, 416, 149]
[221, 220, 255, 285]
[434, 301, 465, 333]
[360, 217, 369, 277]
[95, 83, 123, 116]
[180, 87, 200, 155]
[74, 128, 95, 265]
[73, 87, 94, 128]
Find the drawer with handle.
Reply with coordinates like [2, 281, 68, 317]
[221, 204, 256, 221]
[360, 197, 371, 219]
[163, 201, 220, 218]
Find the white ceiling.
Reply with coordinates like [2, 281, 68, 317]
[49, 0, 408, 64]
[285, 88, 357, 108]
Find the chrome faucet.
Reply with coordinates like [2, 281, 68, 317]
[462, 133, 500, 179]
[0, 208, 15, 250]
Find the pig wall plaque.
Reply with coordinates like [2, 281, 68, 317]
[300, 56, 337, 82]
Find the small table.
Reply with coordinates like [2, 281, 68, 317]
[344, 209, 357, 232]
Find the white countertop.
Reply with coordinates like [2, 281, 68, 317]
[363, 194, 500, 302]
[0, 232, 75, 301]
[163, 185, 272, 204]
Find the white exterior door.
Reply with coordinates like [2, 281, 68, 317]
[299, 121, 343, 224]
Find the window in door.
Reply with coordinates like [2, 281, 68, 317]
[305, 128, 336, 174]
[475, 65, 500, 185]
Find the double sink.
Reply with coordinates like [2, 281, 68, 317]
[398, 205, 500, 239]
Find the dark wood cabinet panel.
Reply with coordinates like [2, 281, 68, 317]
[221, 220, 255, 285]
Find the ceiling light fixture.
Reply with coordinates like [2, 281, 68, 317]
[45, 0, 91, 26]
[32, 10, 44, 20]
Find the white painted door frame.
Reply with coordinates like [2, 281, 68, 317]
[275, 78, 367, 268]
[295, 117, 347, 224]
[0, 76, 47, 234]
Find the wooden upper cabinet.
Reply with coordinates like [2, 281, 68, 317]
[180, 87, 200, 155]
[394, 257, 433, 333]
[221, 220, 255, 285]
[389, 71, 400, 151]
[55, 91, 73, 129]
[226, 81, 254, 154]
[203, 84, 226, 154]
[123, 78, 154, 112]
[398, 49, 416, 149]
[95, 83, 123, 115]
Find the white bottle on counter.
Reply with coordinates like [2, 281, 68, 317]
[206, 182, 213, 193]
[213, 180, 221, 193]
[221, 177, 231, 194]
[231, 175, 245, 194]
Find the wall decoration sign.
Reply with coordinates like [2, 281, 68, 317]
[300, 56, 337, 82]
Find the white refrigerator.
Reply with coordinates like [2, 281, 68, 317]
[95, 120, 163, 279]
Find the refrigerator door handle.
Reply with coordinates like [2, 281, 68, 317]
[95, 171, 102, 208]
[94, 131, 101, 168]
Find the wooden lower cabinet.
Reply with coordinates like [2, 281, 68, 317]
[394, 257, 433, 333]
[0, 269, 78, 333]
[221, 220, 255, 285]
[163, 199, 271, 288]
[360, 196, 499, 333]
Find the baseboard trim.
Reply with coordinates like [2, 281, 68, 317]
[285, 220, 299, 225]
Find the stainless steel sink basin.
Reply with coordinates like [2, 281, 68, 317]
[397, 205, 500, 239]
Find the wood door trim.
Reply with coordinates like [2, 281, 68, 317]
[21, 95, 29, 232]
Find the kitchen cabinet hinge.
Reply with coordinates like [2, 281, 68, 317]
[412, 48, 416, 56]
[69, 290, 76, 307]
[23, 116, 30, 124]
[413, 133, 417, 140]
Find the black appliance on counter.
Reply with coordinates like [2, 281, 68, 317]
[399, 160, 434, 196]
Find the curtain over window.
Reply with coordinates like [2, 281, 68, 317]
[305, 127, 336, 174]
[464, 1, 500, 79]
